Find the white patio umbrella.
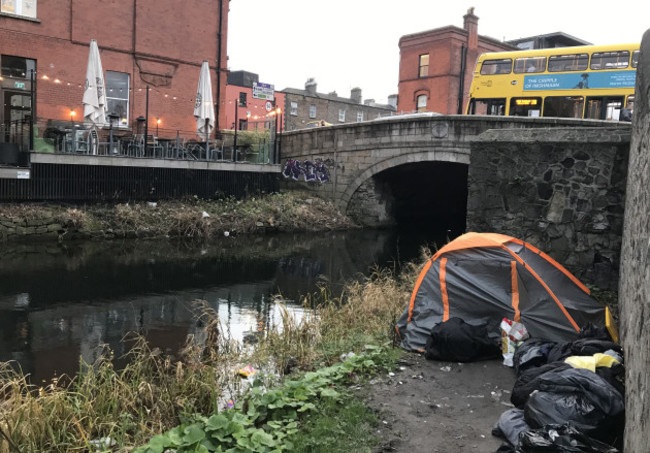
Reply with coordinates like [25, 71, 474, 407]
[82, 39, 108, 154]
[194, 60, 215, 155]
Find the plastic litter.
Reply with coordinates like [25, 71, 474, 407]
[500, 318, 529, 367]
[237, 364, 257, 378]
[492, 407, 529, 447]
[518, 423, 619, 452]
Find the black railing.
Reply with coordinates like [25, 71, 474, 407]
[34, 122, 280, 165]
[0, 162, 280, 201]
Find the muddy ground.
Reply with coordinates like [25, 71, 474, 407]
[362, 352, 517, 452]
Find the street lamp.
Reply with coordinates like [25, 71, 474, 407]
[156, 118, 161, 136]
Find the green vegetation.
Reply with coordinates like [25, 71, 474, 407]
[0, 257, 416, 452]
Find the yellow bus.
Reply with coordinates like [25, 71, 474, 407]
[466, 43, 639, 120]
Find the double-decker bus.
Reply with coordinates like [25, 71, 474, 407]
[466, 43, 639, 120]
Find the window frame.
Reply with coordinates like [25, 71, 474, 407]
[1, 0, 37, 18]
[590, 50, 630, 70]
[480, 58, 512, 75]
[513, 56, 546, 74]
[290, 101, 298, 116]
[338, 109, 345, 122]
[356, 111, 363, 122]
[543, 96, 584, 118]
[309, 104, 316, 119]
[547, 53, 589, 72]
[418, 54, 429, 78]
[105, 71, 130, 127]
[416, 94, 427, 113]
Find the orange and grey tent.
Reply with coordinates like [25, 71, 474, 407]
[396, 232, 615, 352]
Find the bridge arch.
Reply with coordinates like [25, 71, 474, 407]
[339, 148, 469, 212]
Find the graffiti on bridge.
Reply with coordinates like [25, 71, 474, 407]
[282, 158, 332, 183]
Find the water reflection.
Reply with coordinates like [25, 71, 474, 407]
[0, 228, 445, 382]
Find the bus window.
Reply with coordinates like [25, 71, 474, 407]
[585, 96, 624, 120]
[590, 51, 629, 70]
[543, 96, 584, 118]
[632, 50, 640, 68]
[514, 57, 546, 73]
[468, 98, 506, 115]
[510, 97, 542, 116]
[626, 95, 635, 111]
[480, 59, 512, 75]
[548, 53, 588, 72]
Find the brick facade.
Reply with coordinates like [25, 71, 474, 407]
[397, 8, 514, 115]
[225, 71, 286, 132]
[0, 0, 228, 139]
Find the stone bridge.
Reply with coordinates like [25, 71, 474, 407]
[280, 115, 631, 287]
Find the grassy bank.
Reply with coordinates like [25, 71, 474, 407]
[0, 255, 417, 452]
[0, 191, 358, 241]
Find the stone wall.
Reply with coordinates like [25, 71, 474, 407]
[467, 127, 630, 288]
[0, 216, 62, 240]
[619, 29, 650, 453]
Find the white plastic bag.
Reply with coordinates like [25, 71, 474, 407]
[500, 318, 529, 367]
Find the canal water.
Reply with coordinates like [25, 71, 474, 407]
[0, 228, 448, 382]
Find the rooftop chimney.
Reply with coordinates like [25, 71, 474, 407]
[351, 87, 362, 104]
[305, 78, 317, 96]
[463, 7, 478, 49]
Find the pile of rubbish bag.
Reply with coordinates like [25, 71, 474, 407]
[492, 324, 625, 452]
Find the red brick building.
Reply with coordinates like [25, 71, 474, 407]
[397, 8, 515, 115]
[0, 0, 229, 141]
[225, 70, 286, 133]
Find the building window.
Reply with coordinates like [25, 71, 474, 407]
[416, 94, 427, 113]
[309, 104, 316, 118]
[419, 54, 429, 77]
[238, 92, 247, 107]
[1, 54, 36, 79]
[357, 111, 363, 122]
[1, 0, 37, 18]
[105, 71, 129, 127]
[290, 101, 298, 115]
[338, 109, 346, 122]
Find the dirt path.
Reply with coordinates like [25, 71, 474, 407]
[362, 352, 517, 452]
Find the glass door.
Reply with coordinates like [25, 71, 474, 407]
[3, 91, 32, 149]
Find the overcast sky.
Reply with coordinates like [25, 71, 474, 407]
[228, 1, 649, 104]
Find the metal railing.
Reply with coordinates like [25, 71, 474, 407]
[32, 121, 280, 164]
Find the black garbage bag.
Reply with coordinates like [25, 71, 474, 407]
[511, 361, 572, 408]
[523, 368, 624, 442]
[513, 338, 557, 375]
[512, 338, 577, 376]
[424, 317, 501, 362]
[492, 408, 530, 447]
[518, 423, 619, 452]
[571, 338, 622, 357]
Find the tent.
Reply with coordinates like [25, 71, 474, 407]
[396, 232, 615, 352]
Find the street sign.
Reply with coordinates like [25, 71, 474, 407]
[265, 101, 273, 112]
[253, 82, 274, 101]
